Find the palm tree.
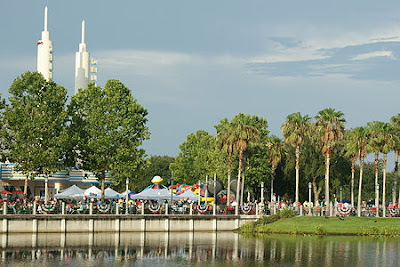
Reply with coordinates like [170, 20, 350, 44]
[266, 136, 286, 203]
[216, 119, 236, 206]
[352, 127, 369, 217]
[344, 129, 359, 206]
[378, 123, 397, 217]
[315, 108, 345, 210]
[367, 121, 384, 217]
[231, 114, 260, 206]
[391, 114, 400, 204]
[281, 112, 311, 205]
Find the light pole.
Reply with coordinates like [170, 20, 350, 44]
[339, 186, 343, 202]
[45, 176, 49, 204]
[308, 182, 312, 204]
[126, 178, 129, 202]
[261, 182, 264, 204]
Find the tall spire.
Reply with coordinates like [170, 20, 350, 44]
[44, 6, 48, 31]
[75, 20, 90, 93]
[37, 6, 53, 81]
[81, 20, 85, 44]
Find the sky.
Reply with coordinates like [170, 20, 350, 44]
[1, 1, 400, 160]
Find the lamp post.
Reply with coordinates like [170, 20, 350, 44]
[308, 182, 312, 204]
[126, 178, 129, 202]
[45, 176, 49, 204]
[261, 182, 264, 204]
[339, 186, 343, 202]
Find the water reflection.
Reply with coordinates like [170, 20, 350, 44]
[1, 232, 400, 266]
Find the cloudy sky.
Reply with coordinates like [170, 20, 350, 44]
[1, 1, 400, 157]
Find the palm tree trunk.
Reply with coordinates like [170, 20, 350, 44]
[325, 148, 330, 209]
[227, 152, 232, 206]
[24, 174, 29, 204]
[240, 172, 245, 205]
[271, 165, 276, 203]
[394, 151, 398, 204]
[357, 157, 364, 217]
[240, 154, 248, 205]
[374, 152, 379, 217]
[382, 153, 387, 217]
[295, 145, 300, 205]
[236, 150, 243, 206]
[351, 161, 355, 206]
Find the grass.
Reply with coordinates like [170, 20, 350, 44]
[239, 212, 400, 236]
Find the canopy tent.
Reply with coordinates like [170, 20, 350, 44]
[130, 188, 180, 201]
[176, 190, 200, 201]
[104, 187, 121, 199]
[84, 186, 102, 198]
[54, 185, 85, 199]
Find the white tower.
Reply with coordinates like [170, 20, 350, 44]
[37, 6, 53, 81]
[75, 20, 90, 93]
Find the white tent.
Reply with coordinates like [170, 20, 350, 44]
[54, 184, 85, 199]
[176, 190, 200, 201]
[130, 188, 180, 201]
[104, 187, 121, 199]
[84, 185, 102, 198]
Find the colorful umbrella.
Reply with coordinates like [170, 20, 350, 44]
[0, 190, 13, 194]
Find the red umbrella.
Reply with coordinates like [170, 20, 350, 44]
[12, 191, 24, 194]
[0, 190, 13, 194]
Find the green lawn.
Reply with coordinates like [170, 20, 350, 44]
[242, 216, 400, 236]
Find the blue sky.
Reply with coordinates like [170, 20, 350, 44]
[1, 1, 400, 159]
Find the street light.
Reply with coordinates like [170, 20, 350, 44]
[308, 182, 312, 204]
[339, 186, 343, 202]
[45, 176, 49, 204]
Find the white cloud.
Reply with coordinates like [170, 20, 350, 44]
[351, 51, 395, 61]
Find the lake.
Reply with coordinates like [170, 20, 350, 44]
[1, 231, 399, 266]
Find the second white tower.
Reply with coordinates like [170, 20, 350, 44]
[75, 20, 90, 93]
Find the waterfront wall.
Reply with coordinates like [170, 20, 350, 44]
[0, 214, 258, 234]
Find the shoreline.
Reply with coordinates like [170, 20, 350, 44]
[239, 216, 400, 237]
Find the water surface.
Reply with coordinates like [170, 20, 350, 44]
[1, 232, 399, 266]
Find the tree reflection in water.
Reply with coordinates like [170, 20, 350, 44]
[0, 232, 400, 266]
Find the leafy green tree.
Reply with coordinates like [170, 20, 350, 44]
[315, 108, 346, 208]
[3, 72, 68, 200]
[281, 112, 311, 205]
[69, 80, 149, 201]
[170, 130, 224, 185]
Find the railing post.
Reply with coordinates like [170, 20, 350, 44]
[33, 202, 37, 215]
[165, 203, 168, 215]
[213, 204, 216, 215]
[189, 203, 193, 215]
[141, 202, 145, 215]
[116, 203, 119, 215]
[3, 202, 6, 215]
[89, 203, 93, 215]
[61, 202, 65, 215]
